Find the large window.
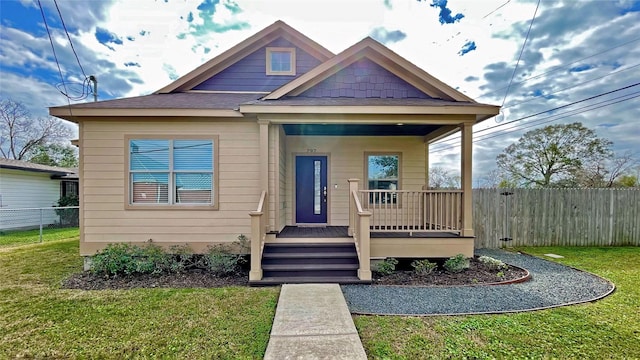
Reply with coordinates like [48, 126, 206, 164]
[266, 47, 295, 75]
[127, 137, 216, 208]
[366, 153, 400, 204]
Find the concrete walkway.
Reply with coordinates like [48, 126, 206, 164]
[264, 284, 367, 360]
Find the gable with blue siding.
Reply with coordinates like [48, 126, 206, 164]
[299, 58, 431, 99]
[193, 38, 323, 92]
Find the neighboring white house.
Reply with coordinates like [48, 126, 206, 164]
[0, 158, 78, 230]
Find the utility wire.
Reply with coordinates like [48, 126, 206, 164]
[460, 94, 640, 148]
[53, 0, 86, 78]
[431, 93, 640, 153]
[499, 0, 540, 107]
[502, 63, 640, 110]
[478, 36, 640, 100]
[482, 0, 510, 19]
[52, 0, 93, 101]
[432, 82, 640, 150]
[38, 0, 71, 110]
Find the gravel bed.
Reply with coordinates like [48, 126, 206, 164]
[341, 249, 615, 315]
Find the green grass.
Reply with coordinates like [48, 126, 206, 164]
[0, 238, 279, 359]
[355, 246, 640, 360]
[0, 227, 80, 247]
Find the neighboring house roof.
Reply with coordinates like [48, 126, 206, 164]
[0, 158, 78, 179]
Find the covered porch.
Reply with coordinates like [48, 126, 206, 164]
[247, 117, 480, 283]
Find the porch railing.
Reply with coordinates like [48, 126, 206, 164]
[249, 190, 267, 281]
[350, 188, 372, 281]
[357, 189, 463, 234]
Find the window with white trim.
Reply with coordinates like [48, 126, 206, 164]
[366, 153, 400, 204]
[266, 47, 295, 75]
[128, 138, 215, 206]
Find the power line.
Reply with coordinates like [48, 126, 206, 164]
[482, 0, 511, 19]
[433, 82, 640, 150]
[499, 0, 540, 108]
[431, 93, 640, 153]
[478, 36, 640, 100]
[51, 0, 93, 101]
[502, 63, 640, 110]
[462, 94, 640, 147]
[53, 0, 86, 78]
[37, 0, 71, 109]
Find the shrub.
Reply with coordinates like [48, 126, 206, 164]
[91, 243, 139, 276]
[135, 244, 170, 274]
[478, 255, 508, 270]
[377, 257, 399, 276]
[206, 244, 244, 276]
[91, 243, 171, 276]
[411, 259, 437, 276]
[168, 244, 207, 273]
[443, 254, 470, 273]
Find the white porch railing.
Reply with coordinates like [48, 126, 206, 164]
[357, 189, 463, 234]
[249, 190, 267, 281]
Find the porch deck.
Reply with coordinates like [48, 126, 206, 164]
[277, 226, 462, 239]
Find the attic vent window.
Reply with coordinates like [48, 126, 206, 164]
[266, 47, 295, 75]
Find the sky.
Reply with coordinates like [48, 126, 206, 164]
[1, 0, 639, 183]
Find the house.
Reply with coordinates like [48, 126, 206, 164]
[0, 158, 78, 230]
[50, 21, 499, 284]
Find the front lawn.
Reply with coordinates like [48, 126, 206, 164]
[0, 238, 279, 359]
[355, 246, 640, 359]
[0, 227, 80, 247]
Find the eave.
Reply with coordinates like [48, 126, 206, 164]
[240, 104, 499, 122]
[49, 107, 243, 123]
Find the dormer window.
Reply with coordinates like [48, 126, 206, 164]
[266, 47, 295, 75]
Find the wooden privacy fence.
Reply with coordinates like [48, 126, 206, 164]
[473, 188, 640, 248]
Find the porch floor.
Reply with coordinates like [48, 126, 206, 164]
[277, 226, 462, 238]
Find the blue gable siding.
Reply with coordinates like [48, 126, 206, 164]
[193, 38, 322, 92]
[299, 58, 431, 99]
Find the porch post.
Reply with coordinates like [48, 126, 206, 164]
[425, 143, 430, 189]
[347, 179, 360, 236]
[357, 211, 372, 281]
[258, 119, 270, 232]
[460, 123, 474, 236]
[249, 211, 263, 281]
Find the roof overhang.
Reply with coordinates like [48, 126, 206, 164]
[49, 107, 243, 123]
[240, 105, 499, 123]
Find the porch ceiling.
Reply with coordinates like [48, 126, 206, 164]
[282, 123, 441, 136]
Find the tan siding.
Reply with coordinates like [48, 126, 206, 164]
[80, 118, 260, 254]
[285, 136, 426, 226]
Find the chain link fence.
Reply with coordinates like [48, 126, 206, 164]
[0, 207, 80, 246]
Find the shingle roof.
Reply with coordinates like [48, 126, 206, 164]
[51, 92, 262, 110]
[0, 158, 77, 176]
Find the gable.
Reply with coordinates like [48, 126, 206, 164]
[193, 38, 323, 93]
[298, 58, 430, 99]
[264, 37, 474, 102]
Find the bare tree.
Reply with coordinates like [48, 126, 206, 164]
[0, 98, 73, 160]
[429, 166, 460, 189]
[573, 151, 638, 188]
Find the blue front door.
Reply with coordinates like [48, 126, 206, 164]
[295, 156, 328, 223]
